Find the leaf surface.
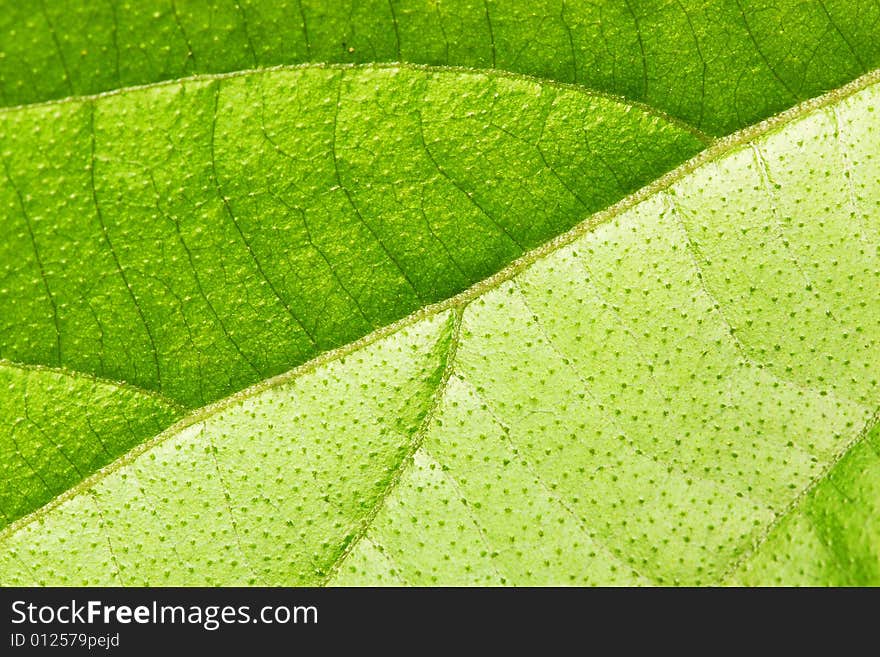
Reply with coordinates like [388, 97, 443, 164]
[731, 424, 880, 585]
[2, 73, 877, 585]
[1, 0, 879, 135]
[5, 1, 879, 533]
[0, 64, 702, 410]
[0, 362, 181, 530]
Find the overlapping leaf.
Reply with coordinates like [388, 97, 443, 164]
[2, 73, 877, 585]
[0, 1, 878, 584]
[2, 0, 879, 134]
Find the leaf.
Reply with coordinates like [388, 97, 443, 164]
[2, 0, 878, 533]
[2, 72, 877, 585]
[0, 361, 182, 529]
[0, 65, 703, 410]
[731, 424, 880, 585]
[0, 65, 707, 529]
[1, 0, 879, 134]
[1, 0, 877, 584]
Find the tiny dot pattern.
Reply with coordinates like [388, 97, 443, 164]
[1, 63, 878, 589]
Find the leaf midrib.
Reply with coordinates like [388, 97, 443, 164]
[0, 61, 714, 145]
[719, 410, 880, 583]
[4, 58, 869, 402]
[320, 306, 465, 585]
[4, 66, 879, 574]
[0, 359, 185, 414]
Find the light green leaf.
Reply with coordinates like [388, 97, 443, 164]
[2, 71, 877, 586]
[731, 424, 880, 586]
[2, 313, 455, 585]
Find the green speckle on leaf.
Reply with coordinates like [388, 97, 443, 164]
[0, 0, 878, 586]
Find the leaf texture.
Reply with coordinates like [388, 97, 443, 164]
[5, 0, 879, 537]
[0, 65, 702, 411]
[0, 362, 181, 530]
[2, 73, 877, 586]
[1, 0, 878, 135]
